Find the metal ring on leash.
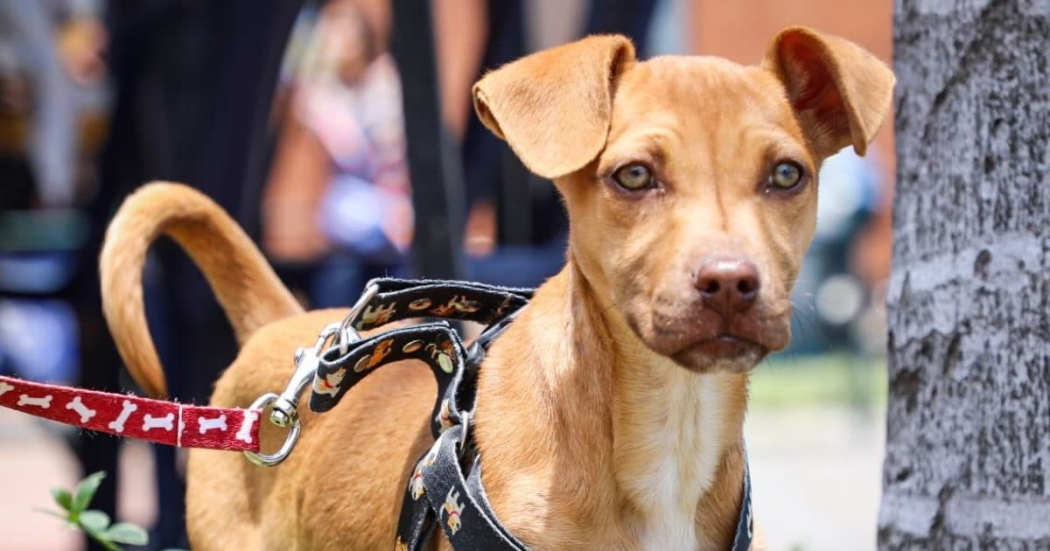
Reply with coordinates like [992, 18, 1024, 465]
[243, 393, 302, 467]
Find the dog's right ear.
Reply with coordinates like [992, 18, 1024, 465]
[473, 35, 636, 179]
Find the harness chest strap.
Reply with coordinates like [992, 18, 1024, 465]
[0, 375, 260, 451]
[311, 278, 753, 551]
[312, 298, 533, 545]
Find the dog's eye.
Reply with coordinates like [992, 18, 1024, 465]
[770, 161, 804, 189]
[613, 163, 654, 191]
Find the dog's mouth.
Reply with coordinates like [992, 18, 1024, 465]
[625, 305, 785, 373]
[670, 334, 768, 372]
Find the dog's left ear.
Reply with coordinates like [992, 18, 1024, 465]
[473, 35, 636, 179]
[764, 27, 895, 157]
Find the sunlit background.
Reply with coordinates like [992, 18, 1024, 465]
[0, 0, 892, 549]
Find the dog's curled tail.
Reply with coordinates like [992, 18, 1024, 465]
[101, 182, 303, 398]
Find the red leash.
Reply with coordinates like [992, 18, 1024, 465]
[0, 375, 259, 452]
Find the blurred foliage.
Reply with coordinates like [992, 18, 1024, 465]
[37, 471, 150, 551]
[751, 354, 886, 409]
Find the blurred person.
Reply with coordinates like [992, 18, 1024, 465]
[0, 5, 116, 551]
[0, 0, 85, 210]
[0, 0, 103, 384]
[263, 0, 411, 306]
[95, 1, 303, 547]
[436, 0, 659, 287]
[263, 0, 660, 293]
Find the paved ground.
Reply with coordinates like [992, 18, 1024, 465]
[0, 403, 883, 550]
[747, 406, 884, 550]
[0, 408, 157, 551]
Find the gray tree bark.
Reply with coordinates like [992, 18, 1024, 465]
[881, 0, 1050, 548]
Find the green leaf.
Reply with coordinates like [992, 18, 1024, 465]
[78, 509, 111, 533]
[100, 523, 149, 545]
[72, 471, 106, 513]
[50, 487, 74, 511]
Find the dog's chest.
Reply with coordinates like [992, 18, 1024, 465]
[616, 372, 730, 550]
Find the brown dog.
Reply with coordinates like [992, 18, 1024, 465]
[100, 27, 892, 550]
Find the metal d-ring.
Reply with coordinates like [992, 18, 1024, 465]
[243, 393, 302, 467]
[338, 283, 379, 354]
[456, 410, 471, 458]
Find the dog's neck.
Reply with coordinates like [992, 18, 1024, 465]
[476, 261, 750, 549]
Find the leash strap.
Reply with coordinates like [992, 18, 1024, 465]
[0, 375, 260, 451]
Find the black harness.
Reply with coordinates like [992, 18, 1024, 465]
[307, 278, 754, 550]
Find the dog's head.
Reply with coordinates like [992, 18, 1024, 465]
[474, 28, 893, 373]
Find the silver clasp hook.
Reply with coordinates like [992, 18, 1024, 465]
[242, 325, 335, 467]
[243, 284, 379, 467]
[268, 322, 341, 428]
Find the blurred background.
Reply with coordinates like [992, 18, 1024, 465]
[0, 0, 892, 549]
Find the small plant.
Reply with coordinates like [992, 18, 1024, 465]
[38, 471, 148, 551]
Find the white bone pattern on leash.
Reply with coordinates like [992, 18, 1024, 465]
[236, 410, 257, 444]
[143, 413, 174, 432]
[0, 376, 261, 452]
[18, 394, 52, 409]
[198, 414, 227, 434]
[65, 396, 97, 423]
[108, 400, 138, 433]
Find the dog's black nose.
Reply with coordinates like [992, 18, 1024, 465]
[694, 256, 760, 316]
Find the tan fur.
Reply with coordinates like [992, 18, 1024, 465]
[100, 183, 302, 398]
[101, 27, 892, 550]
[763, 26, 895, 158]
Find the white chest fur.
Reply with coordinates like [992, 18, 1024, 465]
[615, 367, 731, 550]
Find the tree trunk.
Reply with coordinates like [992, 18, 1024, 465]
[881, 0, 1050, 548]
